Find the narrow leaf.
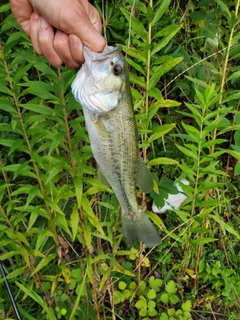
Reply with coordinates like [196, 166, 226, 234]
[152, 0, 171, 26]
[191, 238, 218, 245]
[148, 124, 175, 143]
[148, 157, 178, 166]
[32, 253, 57, 275]
[176, 145, 198, 160]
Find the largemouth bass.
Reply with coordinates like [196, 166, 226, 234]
[72, 46, 160, 247]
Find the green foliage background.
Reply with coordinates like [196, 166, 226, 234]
[1, 0, 240, 319]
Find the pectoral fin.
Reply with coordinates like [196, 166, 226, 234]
[98, 170, 110, 187]
[136, 155, 153, 194]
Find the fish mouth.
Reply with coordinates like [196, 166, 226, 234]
[83, 45, 122, 62]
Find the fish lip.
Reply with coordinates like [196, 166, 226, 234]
[83, 45, 122, 62]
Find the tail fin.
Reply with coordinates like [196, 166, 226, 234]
[122, 210, 161, 247]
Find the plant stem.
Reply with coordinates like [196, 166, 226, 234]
[57, 68, 76, 177]
[0, 44, 59, 247]
[144, 0, 152, 162]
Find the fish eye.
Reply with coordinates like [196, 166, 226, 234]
[112, 63, 122, 76]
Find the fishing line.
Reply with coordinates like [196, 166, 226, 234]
[0, 262, 22, 320]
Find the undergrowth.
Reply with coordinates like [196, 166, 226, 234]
[0, 0, 240, 319]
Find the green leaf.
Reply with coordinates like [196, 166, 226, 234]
[83, 222, 92, 249]
[129, 72, 146, 88]
[0, 82, 12, 95]
[227, 70, 240, 82]
[121, 46, 147, 64]
[176, 145, 198, 160]
[185, 102, 202, 126]
[234, 162, 240, 176]
[112, 263, 135, 277]
[160, 293, 169, 304]
[82, 195, 104, 234]
[202, 139, 228, 149]
[139, 309, 148, 317]
[32, 253, 57, 275]
[169, 292, 180, 304]
[19, 81, 60, 102]
[0, 100, 18, 115]
[147, 288, 156, 300]
[152, 100, 181, 108]
[147, 5, 154, 22]
[70, 204, 79, 241]
[6, 267, 26, 279]
[118, 281, 127, 290]
[13, 63, 33, 82]
[120, 8, 147, 40]
[191, 237, 218, 245]
[148, 124, 175, 143]
[190, 11, 206, 21]
[146, 211, 163, 230]
[148, 307, 157, 317]
[160, 313, 169, 320]
[182, 122, 200, 142]
[149, 276, 163, 292]
[16, 282, 56, 320]
[182, 300, 192, 312]
[215, 0, 231, 18]
[33, 62, 59, 81]
[4, 31, 27, 54]
[0, 251, 21, 261]
[152, 0, 171, 26]
[227, 150, 240, 160]
[173, 210, 190, 222]
[148, 157, 178, 166]
[152, 25, 182, 55]
[74, 176, 83, 207]
[0, 3, 10, 13]
[210, 214, 240, 239]
[149, 57, 183, 90]
[135, 297, 147, 309]
[20, 103, 54, 116]
[168, 308, 175, 316]
[165, 280, 177, 294]
[126, 57, 146, 76]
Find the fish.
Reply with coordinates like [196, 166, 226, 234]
[72, 45, 160, 247]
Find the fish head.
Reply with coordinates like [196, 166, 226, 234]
[72, 46, 128, 115]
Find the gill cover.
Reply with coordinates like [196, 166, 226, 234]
[72, 46, 124, 115]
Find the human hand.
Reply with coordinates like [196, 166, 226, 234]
[10, 0, 106, 68]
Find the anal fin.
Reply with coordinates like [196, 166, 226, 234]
[98, 169, 111, 187]
[136, 155, 153, 194]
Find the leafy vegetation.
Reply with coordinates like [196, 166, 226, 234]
[1, 0, 240, 319]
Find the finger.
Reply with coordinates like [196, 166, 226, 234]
[54, 31, 80, 69]
[30, 0, 106, 53]
[29, 12, 42, 54]
[63, 4, 106, 53]
[10, 0, 33, 35]
[69, 34, 84, 64]
[38, 17, 62, 67]
[81, 5, 106, 52]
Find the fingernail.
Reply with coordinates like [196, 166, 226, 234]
[40, 17, 49, 29]
[33, 12, 39, 20]
[70, 36, 80, 49]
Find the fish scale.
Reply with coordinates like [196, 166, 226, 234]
[72, 45, 160, 247]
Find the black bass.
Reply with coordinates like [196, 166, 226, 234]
[72, 46, 160, 247]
